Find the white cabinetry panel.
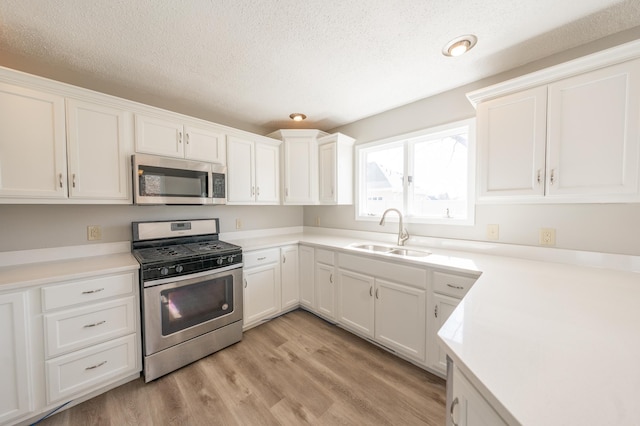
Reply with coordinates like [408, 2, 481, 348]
[0, 82, 67, 199]
[0, 292, 32, 425]
[337, 269, 374, 338]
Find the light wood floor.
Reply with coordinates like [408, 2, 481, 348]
[38, 310, 446, 425]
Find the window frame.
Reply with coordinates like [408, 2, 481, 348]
[355, 118, 476, 226]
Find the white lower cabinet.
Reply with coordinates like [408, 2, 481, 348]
[337, 252, 427, 364]
[280, 245, 299, 312]
[426, 269, 477, 375]
[243, 248, 281, 329]
[451, 365, 508, 426]
[315, 249, 336, 320]
[41, 271, 140, 405]
[374, 278, 426, 362]
[298, 245, 315, 308]
[0, 268, 140, 426]
[0, 292, 33, 425]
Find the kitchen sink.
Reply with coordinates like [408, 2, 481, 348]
[350, 243, 395, 252]
[349, 243, 431, 258]
[388, 248, 431, 257]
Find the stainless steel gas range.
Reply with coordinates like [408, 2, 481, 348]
[131, 218, 243, 382]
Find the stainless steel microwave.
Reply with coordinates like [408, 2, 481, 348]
[132, 154, 226, 205]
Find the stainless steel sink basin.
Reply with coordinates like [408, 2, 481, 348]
[350, 243, 431, 257]
[350, 243, 394, 252]
[388, 248, 431, 257]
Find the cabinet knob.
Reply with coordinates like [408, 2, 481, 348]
[450, 397, 459, 426]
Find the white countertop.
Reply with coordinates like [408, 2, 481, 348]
[228, 229, 640, 426]
[1, 229, 638, 424]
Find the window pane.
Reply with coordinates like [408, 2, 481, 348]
[411, 130, 468, 219]
[363, 145, 403, 216]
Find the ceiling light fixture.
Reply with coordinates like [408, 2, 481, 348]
[289, 113, 307, 122]
[442, 35, 477, 57]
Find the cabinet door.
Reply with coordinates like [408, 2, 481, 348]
[66, 99, 132, 201]
[451, 366, 508, 426]
[427, 293, 459, 374]
[244, 263, 281, 328]
[318, 142, 336, 204]
[0, 83, 67, 199]
[280, 245, 299, 311]
[374, 279, 426, 362]
[547, 59, 640, 198]
[298, 245, 315, 309]
[134, 114, 184, 158]
[315, 263, 335, 320]
[0, 292, 32, 424]
[337, 268, 374, 338]
[226, 136, 255, 203]
[184, 124, 226, 164]
[283, 136, 317, 204]
[476, 86, 547, 200]
[255, 142, 280, 204]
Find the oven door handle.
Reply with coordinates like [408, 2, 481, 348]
[143, 263, 244, 288]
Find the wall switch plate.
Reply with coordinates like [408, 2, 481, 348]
[487, 224, 499, 240]
[87, 225, 102, 241]
[235, 219, 242, 230]
[539, 228, 556, 246]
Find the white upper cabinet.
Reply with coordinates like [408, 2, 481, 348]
[546, 60, 640, 199]
[66, 99, 132, 201]
[269, 129, 326, 205]
[318, 133, 355, 205]
[0, 82, 67, 200]
[476, 86, 547, 200]
[226, 134, 280, 204]
[471, 47, 640, 203]
[135, 113, 226, 164]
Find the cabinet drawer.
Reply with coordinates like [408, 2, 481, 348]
[244, 248, 280, 268]
[44, 296, 137, 358]
[315, 249, 334, 265]
[432, 270, 476, 298]
[46, 333, 138, 403]
[42, 272, 136, 311]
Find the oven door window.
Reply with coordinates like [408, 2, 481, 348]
[139, 165, 209, 198]
[160, 275, 233, 336]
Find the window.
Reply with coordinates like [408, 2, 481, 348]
[356, 118, 475, 225]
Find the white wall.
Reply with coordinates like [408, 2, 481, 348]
[0, 205, 302, 252]
[308, 27, 640, 256]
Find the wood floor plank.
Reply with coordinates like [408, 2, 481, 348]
[38, 309, 446, 426]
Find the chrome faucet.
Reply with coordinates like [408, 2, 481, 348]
[379, 208, 410, 246]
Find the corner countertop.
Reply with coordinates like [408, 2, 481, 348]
[228, 230, 640, 425]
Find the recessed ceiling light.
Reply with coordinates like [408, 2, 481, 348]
[289, 113, 307, 121]
[442, 35, 477, 57]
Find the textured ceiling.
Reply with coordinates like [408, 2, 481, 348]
[1, 1, 640, 133]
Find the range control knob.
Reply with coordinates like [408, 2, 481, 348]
[217, 258, 224, 265]
[175, 265, 184, 273]
[227, 256, 234, 263]
[160, 267, 169, 276]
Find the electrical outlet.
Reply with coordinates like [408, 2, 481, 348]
[539, 228, 556, 246]
[87, 225, 102, 241]
[487, 224, 499, 240]
[315, 216, 320, 226]
[235, 219, 242, 230]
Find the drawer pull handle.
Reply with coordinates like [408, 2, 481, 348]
[244, 278, 247, 289]
[83, 320, 106, 328]
[375, 288, 379, 299]
[82, 288, 105, 294]
[85, 360, 107, 371]
[450, 397, 459, 426]
[369, 286, 373, 297]
[329, 273, 333, 283]
[257, 257, 266, 261]
[447, 283, 464, 290]
[282, 255, 286, 263]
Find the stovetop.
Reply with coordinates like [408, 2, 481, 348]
[133, 240, 241, 264]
